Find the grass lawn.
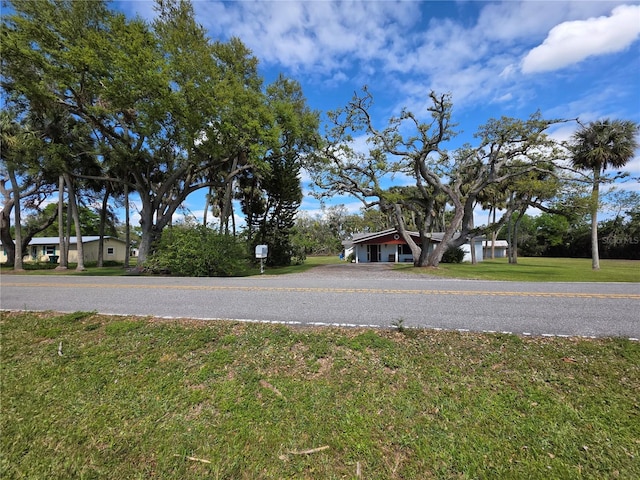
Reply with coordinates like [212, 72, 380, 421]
[262, 254, 342, 275]
[0, 262, 133, 277]
[0, 256, 343, 277]
[2, 311, 638, 479]
[395, 257, 640, 283]
[2, 256, 637, 283]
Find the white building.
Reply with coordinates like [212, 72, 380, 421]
[342, 228, 486, 263]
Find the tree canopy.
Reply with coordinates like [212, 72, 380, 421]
[309, 88, 565, 267]
[2, 0, 319, 268]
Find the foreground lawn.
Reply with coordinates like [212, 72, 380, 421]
[397, 257, 640, 282]
[2, 311, 638, 479]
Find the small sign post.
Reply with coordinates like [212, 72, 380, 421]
[255, 245, 268, 274]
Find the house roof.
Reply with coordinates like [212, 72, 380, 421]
[482, 240, 509, 247]
[351, 228, 407, 243]
[1, 236, 124, 246]
[344, 228, 464, 247]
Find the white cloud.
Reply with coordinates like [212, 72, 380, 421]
[115, 1, 638, 115]
[614, 153, 640, 180]
[194, 0, 419, 76]
[522, 4, 640, 73]
[474, 1, 619, 43]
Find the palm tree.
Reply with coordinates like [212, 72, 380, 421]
[571, 119, 639, 270]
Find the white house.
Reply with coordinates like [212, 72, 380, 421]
[1, 236, 129, 264]
[482, 240, 509, 259]
[342, 228, 485, 263]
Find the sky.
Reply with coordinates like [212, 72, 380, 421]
[113, 0, 640, 226]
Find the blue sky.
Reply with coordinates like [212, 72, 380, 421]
[113, 0, 640, 226]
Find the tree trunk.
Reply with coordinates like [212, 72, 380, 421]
[390, 204, 422, 264]
[231, 202, 236, 236]
[56, 176, 68, 269]
[246, 177, 258, 245]
[136, 202, 163, 268]
[470, 236, 477, 264]
[590, 167, 600, 270]
[8, 167, 23, 271]
[426, 239, 447, 267]
[124, 183, 130, 269]
[416, 236, 430, 266]
[136, 223, 162, 268]
[133, 178, 190, 268]
[97, 184, 111, 268]
[469, 211, 476, 265]
[507, 212, 515, 264]
[219, 155, 239, 235]
[65, 196, 72, 261]
[58, 183, 68, 267]
[424, 204, 465, 268]
[512, 215, 521, 264]
[490, 208, 497, 259]
[203, 187, 211, 227]
[64, 174, 85, 271]
[0, 197, 16, 267]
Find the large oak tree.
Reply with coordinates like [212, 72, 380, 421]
[310, 89, 564, 267]
[3, 0, 308, 268]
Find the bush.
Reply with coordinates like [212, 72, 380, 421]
[441, 246, 465, 263]
[290, 242, 307, 265]
[145, 226, 248, 276]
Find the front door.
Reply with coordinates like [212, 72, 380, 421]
[368, 244, 379, 262]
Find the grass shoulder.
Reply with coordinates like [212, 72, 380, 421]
[254, 255, 342, 276]
[394, 257, 640, 282]
[0, 256, 343, 277]
[0, 261, 132, 276]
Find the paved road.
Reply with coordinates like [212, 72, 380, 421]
[1, 264, 639, 338]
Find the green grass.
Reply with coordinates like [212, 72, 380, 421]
[3, 256, 637, 282]
[395, 257, 640, 282]
[2, 311, 638, 479]
[258, 255, 343, 275]
[1, 256, 343, 277]
[0, 262, 132, 276]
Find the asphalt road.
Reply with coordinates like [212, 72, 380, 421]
[1, 264, 639, 339]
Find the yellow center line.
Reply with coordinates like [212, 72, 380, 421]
[2, 282, 639, 299]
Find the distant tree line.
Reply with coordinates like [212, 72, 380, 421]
[293, 195, 640, 262]
[511, 193, 640, 260]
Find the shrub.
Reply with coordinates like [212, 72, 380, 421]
[145, 226, 248, 276]
[441, 246, 465, 263]
[290, 242, 307, 265]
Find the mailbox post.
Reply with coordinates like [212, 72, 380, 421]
[255, 245, 268, 274]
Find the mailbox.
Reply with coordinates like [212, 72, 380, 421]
[255, 245, 268, 259]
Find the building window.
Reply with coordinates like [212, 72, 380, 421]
[107, 247, 115, 256]
[398, 244, 412, 255]
[44, 245, 55, 255]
